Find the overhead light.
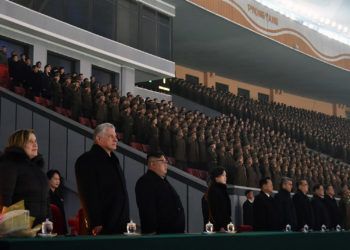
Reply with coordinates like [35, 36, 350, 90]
[159, 86, 170, 92]
[252, 0, 350, 47]
[289, 14, 296, 21]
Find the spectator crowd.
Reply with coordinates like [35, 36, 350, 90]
[170, 79, 350, 165]
[2, 48, 350, 196]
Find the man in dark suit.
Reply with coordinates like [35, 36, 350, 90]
[207, 141, 218, 171]
[311, 184, 330, 230]
[253, 177, 278, 231]
[324, 184, 340, 229]
[233, 155, 247, 186]
[293, 179, 314, 231]
[135, 151, 185, 234]
[274, 177, 297, 230]
[75, 123, 129, 235]
[242, 190, 254, 226]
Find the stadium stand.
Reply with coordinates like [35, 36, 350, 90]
[2, 57, 350, 194]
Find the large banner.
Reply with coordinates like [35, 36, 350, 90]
[189, 0, 350, 70]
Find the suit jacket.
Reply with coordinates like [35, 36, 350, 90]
[135, 170, 185, 234]
[292, 190, 314, 230]
[311, 195, 330, 230]
[75, 144, 129, 234]
[243, 199, 254, 226]
[274, 189, 297, 230]
[324, 195, 340, 229]
[253, 191, 278, 231]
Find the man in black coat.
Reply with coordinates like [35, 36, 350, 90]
[242, 190, 254, 226]
[324, 185, 340, 229]
[75, 123, 129, 235]
[274, 177, 297, 230]
[293, 179, 314, 231]
[135, 151, 185, 234]
[253, 177, 279, 231]
[311, 184, 331, 230]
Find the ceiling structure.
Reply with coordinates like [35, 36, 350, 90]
[282, 0, 350, 29]
[166, 0, 350, 105]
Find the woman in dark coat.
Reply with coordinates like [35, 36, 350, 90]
[47, 169, 68, 235]
[0, 129, 50, 226]
[206, 167, 232, 231]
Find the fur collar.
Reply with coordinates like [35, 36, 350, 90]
[1, 146, 44, 168]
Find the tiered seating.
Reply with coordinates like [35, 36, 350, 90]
[14, 86, 26, 96]
[169, 78, 350, 164]
[5, 61, 350, 189]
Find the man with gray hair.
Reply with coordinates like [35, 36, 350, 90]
[274, 177, 297, 230]
[75, 123, 129, 235]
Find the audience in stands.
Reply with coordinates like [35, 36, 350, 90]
[2, 51, 350, 233]
[0, 46, 8, 64]
[4, 52, 350, 195]
[169, 79, 350, 165]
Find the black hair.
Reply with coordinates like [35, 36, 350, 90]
[147, 151, 165, 162]
[245, 190, 253, 196]
[296, 179, 307, 187]
[47, 169, 61, 180]
[259, 177, 271, 188]
[210, 167, 225, 182]
[313, 184, 323, 192]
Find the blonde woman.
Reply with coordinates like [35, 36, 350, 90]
[0, 129, 49, 225]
